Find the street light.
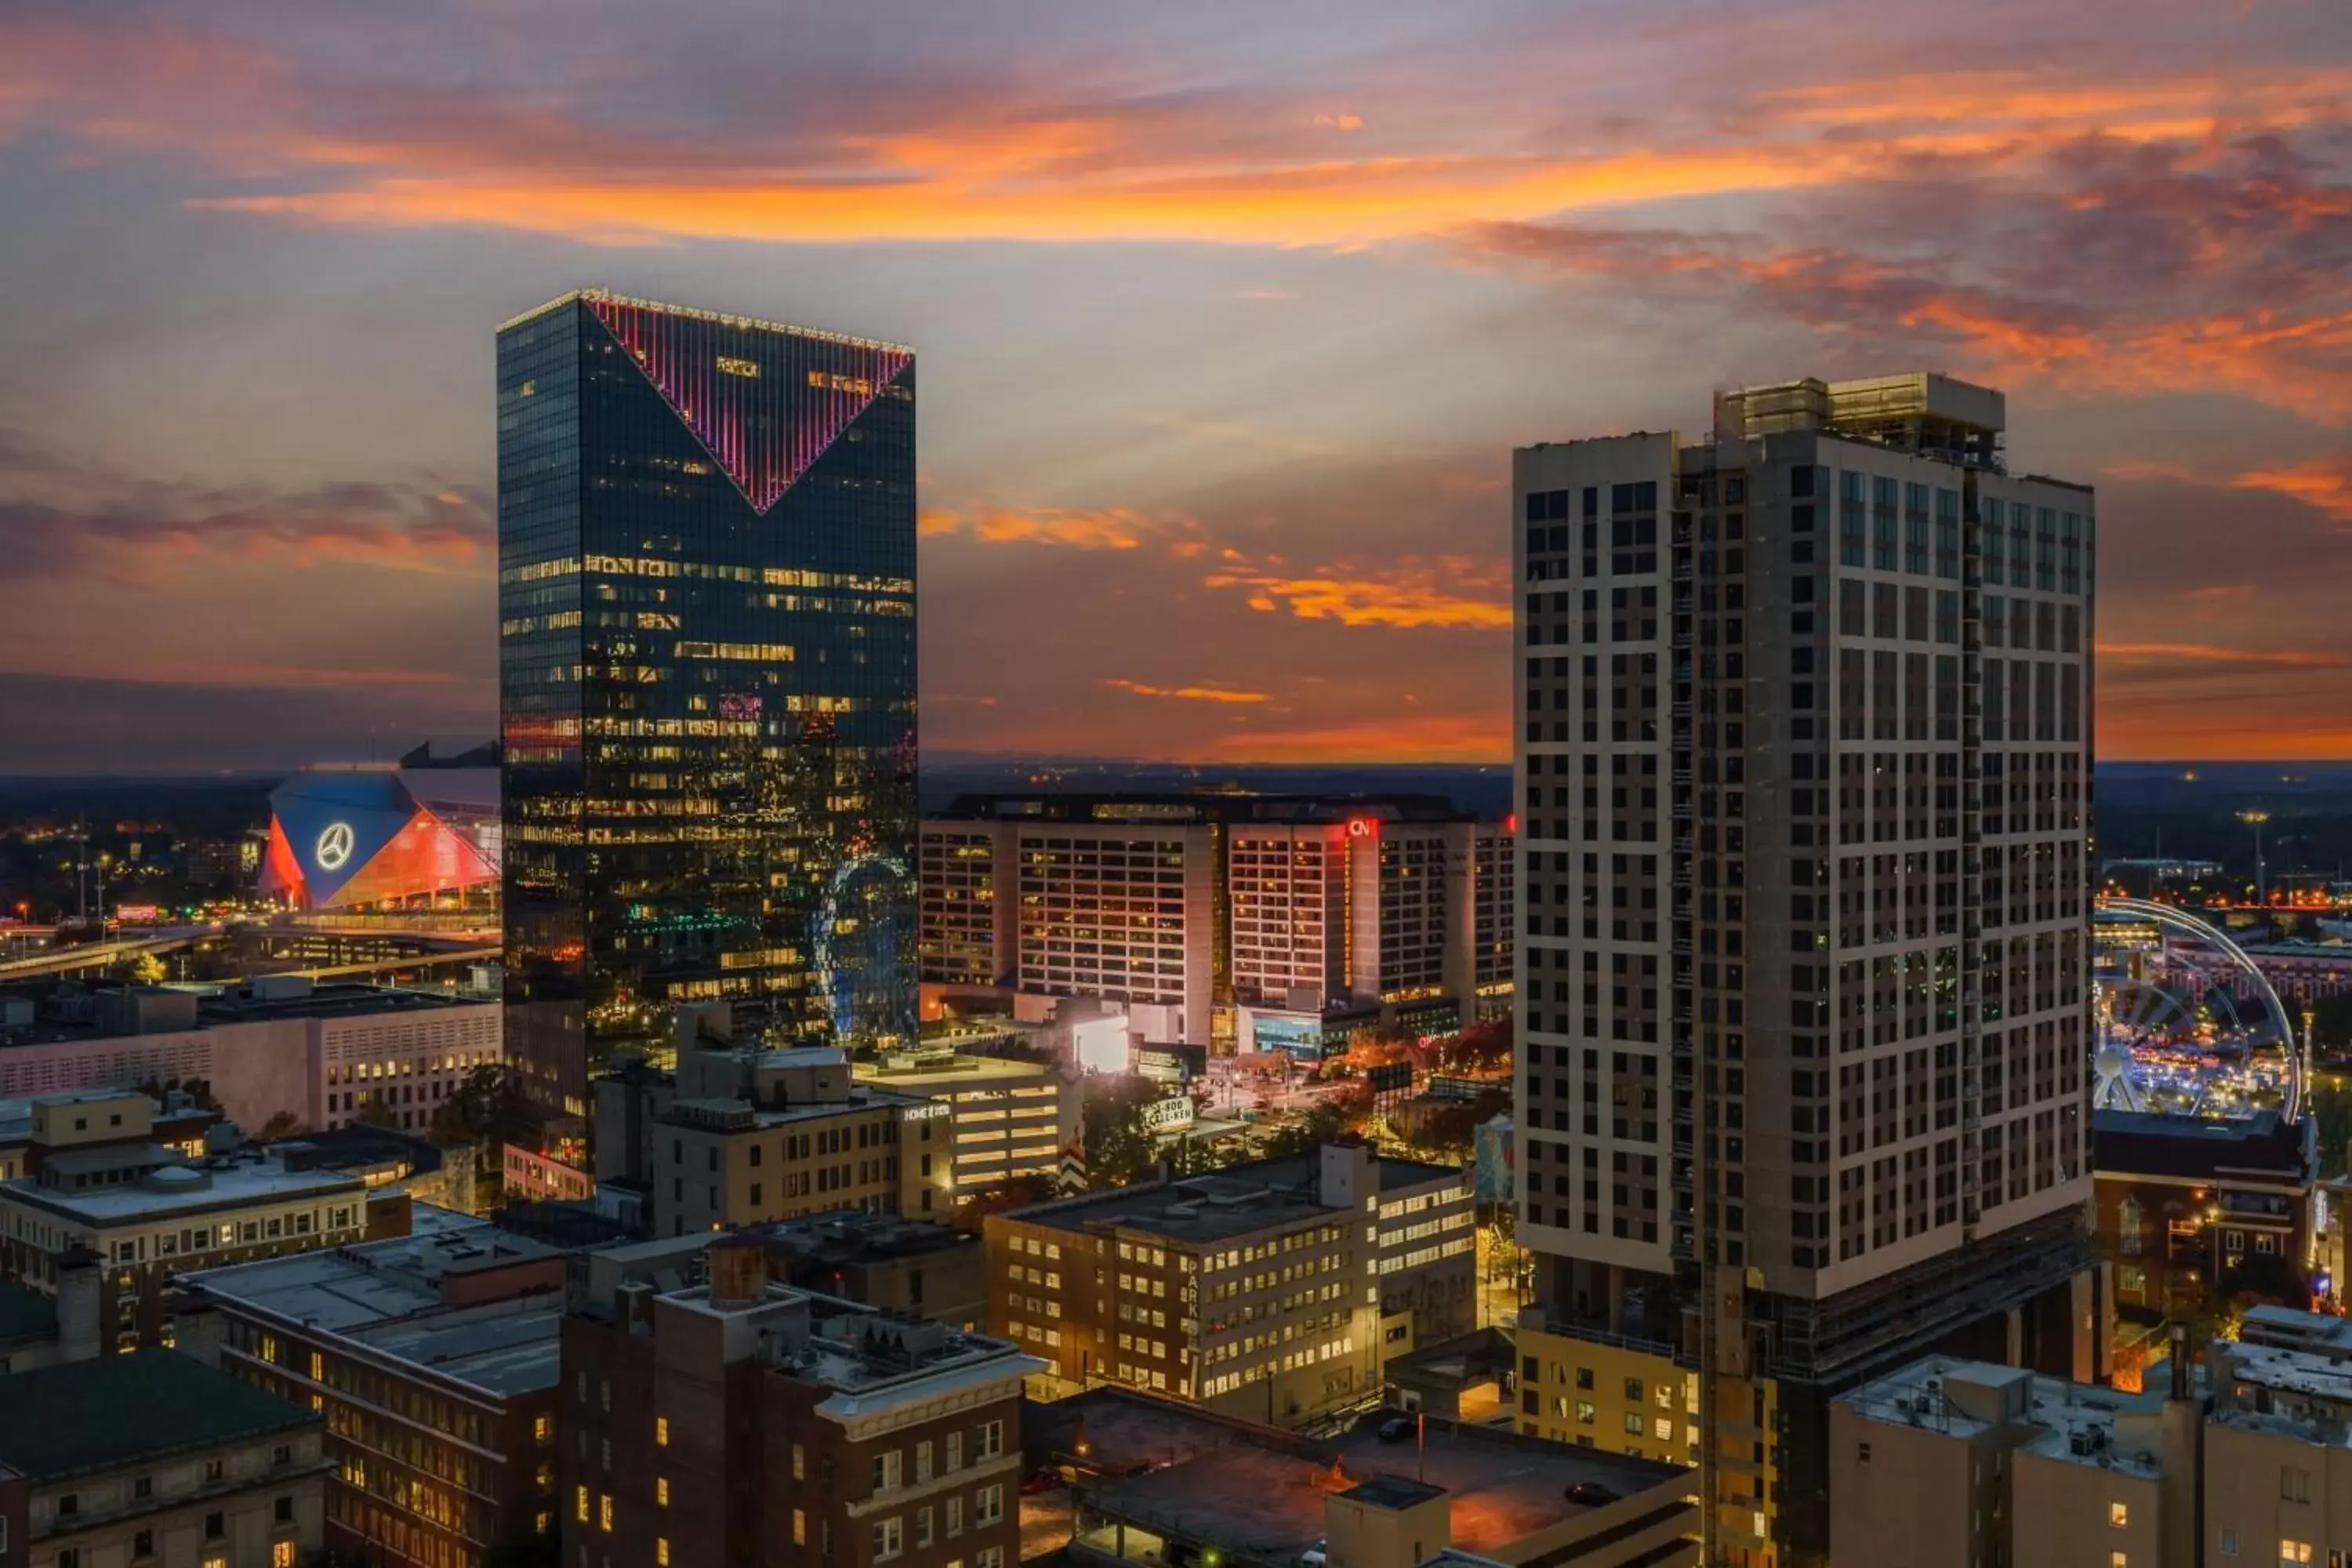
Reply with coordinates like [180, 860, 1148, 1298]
[2241, 810, 2273, 904]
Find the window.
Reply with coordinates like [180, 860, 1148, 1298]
[2111, 1555, 2125, 1568]
[874, 1519, 905, 1562]
[655, 1416, 670, 1446]
[1857, 1443, 1871, 1466]
[535, 1414, 553, 1443]
[206, 1512, 227, 1541]
[947, 1432, 964, 1471]
[916, 1441, 934, 1483]
[59, 1494, 79, 1518]
[134, 1531, 154, 1559]
[947, 1497, 964, 1537]
[205, 1459, 225, 1483]
[1575, 1401, 1595, 1425]
[272, 1545, 296, 1568]
[601, 1496, 614, 1533]
[658, 1541, 671, 1567]
[657, 1477, 670, 1507]
[575, 1486, 590, 1523]
[793, 1511, 807, 1546]
[874, 1450, 902, 1492]
[135, 1475, 153, 1499]
[2283, 1541, 2314, 1567]
[1623, 1413, 1644, 1435]
[276, 1495, 296, 1523]
[2283, 1468, 2312, 1503]
[976, 1485, 1004, 1526]
[274, 1443, 293, 1468]
[978, 1550, 1004, 1568]
[975, 1420, 1004, 1460]
[793, 1443, 805, 1480]
[2221, 1530, 2238, 1557]
[57, 1550, 79, 1568]
[917, 1508, 936, 1548]
[2110, 1502, 2129, 1528]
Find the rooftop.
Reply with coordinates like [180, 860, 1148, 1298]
[6, 981, 485, 1048]
[2093, 1108, 2311, 1181]
[183, 1218, 564, 1397]
[1006, 1151, 1465, 1243]
[499, 289, 915, 354]
[0, 1279, 56, 1347]
[1841, 1356, 2167, 1478]
[0, 1349, 318, 1481]
[855, 1051, 1062, 1087]
[931, 792, 1488, 827]
[0, 1151, 365, 1225]
[757, 1209, 979, 1269]
[1033, 1388, 1682, 1561]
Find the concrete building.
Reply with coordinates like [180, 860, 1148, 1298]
[0, 1349, 329, 1568]
[853, 1048, 1076, 1201]
[1831, 1353, 2197, 1568]
[1831, 1334, 2352, 1568]
[916, 795, 1515, 1056]
[0, 1111, 406, 1356]
[1, 1088, 217, 1181]
[0, 980, 499, 1138]
[753, 1210, 987, 1330]
[175, 1217, 564, 1568]
[558, 1232, 1039, 1568]
[1512, 372, 2101, 1566]
[594, 1036, 953, 1236]
[1030, 1388, 1697, 1568]
[985, 1143, 1474, 1426]
[2094, 1107, 2317, 1325]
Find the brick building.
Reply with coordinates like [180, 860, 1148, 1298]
[559, 1232, 1040, 1568]
[177, 1215, 564, 1568]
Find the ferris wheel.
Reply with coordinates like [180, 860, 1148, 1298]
[2092, 897, 2300, 1122]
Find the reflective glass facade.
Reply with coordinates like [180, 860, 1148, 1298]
[497, 291, 918, 1156]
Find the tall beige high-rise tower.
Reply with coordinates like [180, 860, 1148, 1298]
[1510, 373, 2101, 1568]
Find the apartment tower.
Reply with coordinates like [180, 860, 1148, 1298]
[1512, 373, 2100, 1566]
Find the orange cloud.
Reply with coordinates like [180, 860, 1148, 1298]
[1203, 554, 1510, 630]
[2097, 641, 2352, 668]
[2230, 459, 2352, 523]
[1210, 710, 1508, 762]
[920, 505, 1155, 550]
[1102, 678, 1269, 703]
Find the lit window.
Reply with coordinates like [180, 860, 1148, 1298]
[657, 1540, 670, 1567]
[2282, 1543, 2313, 1567]
[655, 1417, 670, 1447]
[793, 1511, 806, 1545]
[658, 1477, 670, 1506]
[2111, 1503, 2129, 1528]
[575, 1487, 589, 1523]
[600, 1496, 614, 1534]
[272, 1547, 295, 1568]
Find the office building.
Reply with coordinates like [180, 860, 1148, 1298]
[852, 1048, 1076, 1200]
[1512, 372, 2100, 1566]
[0, 1113, 407, 1355]
[176, 1218, 564, 1568]
[592, 1035, 953, 1234]
[917, 794, 1514, 1056]
[0, 1349, 328, 1568]
[1036, 1388, 1697, 1568]
[984, 1142, 1473, 1425]
[559, 1232, 1037, 1568]
[0, 979, 500, 1138]
[497, 289, 920, 1170]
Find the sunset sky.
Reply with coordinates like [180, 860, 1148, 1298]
[0, 0, 2346, 771]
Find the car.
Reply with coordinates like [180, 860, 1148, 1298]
[1298, 1544, 1327, 1568]
[1563, 1482, 1620, 1507]
[1020, 1469, 1063, 1495]
[1376, 1414, 1417, 1443]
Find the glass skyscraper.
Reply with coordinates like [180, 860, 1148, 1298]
[496, 290, 918, 1164]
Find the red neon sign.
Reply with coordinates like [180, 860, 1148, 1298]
[1348, 817, 1379, 839]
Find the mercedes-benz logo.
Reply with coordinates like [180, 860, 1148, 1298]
[314, 822, 356, 872]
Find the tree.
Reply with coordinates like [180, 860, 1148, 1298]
[1080, 1076, 1167, 1189]
[111, 952, 166, 985]
[354, 1093, 402, 1131]
[430, 1063, 514, 1149]
[255, 1110, 307, 1142]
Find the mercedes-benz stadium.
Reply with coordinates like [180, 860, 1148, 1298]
[260, 744, 500, 913]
